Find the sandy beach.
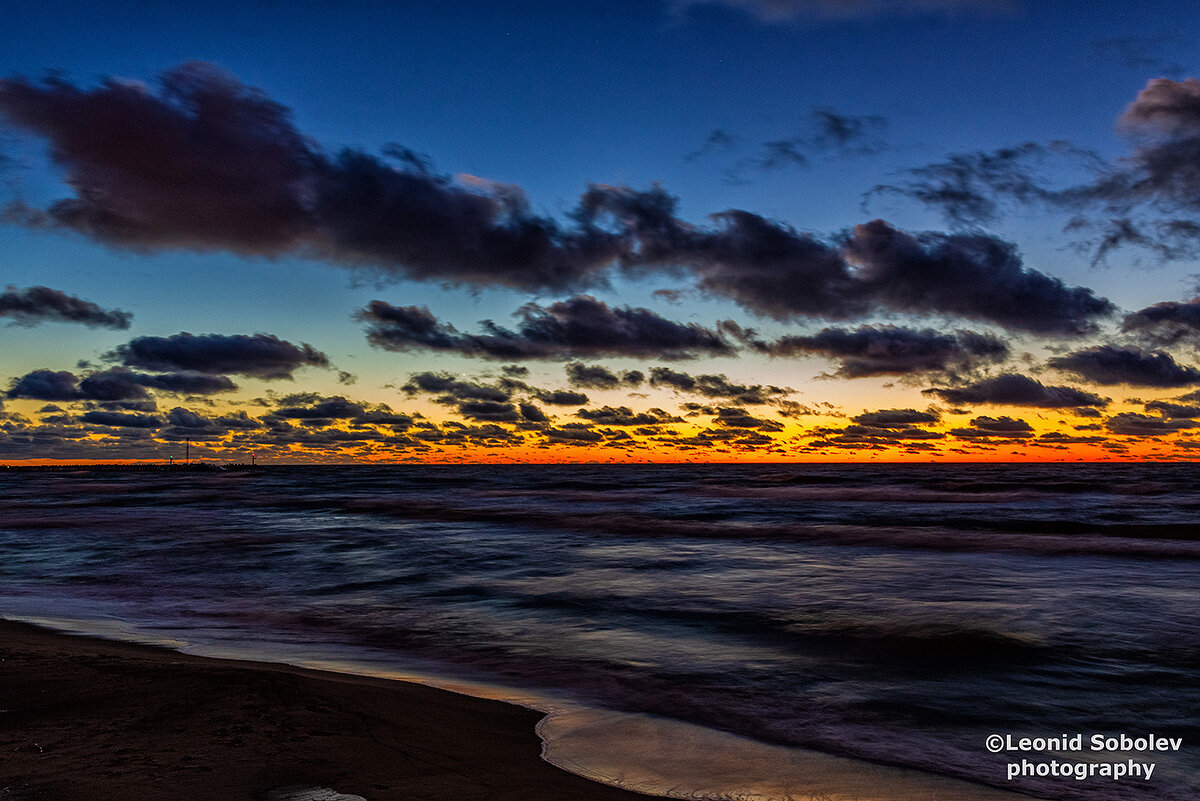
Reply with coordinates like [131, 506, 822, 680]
[0, 619, 660, 801]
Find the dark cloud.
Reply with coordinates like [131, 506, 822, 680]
[252, 397, 415, 438]
[76, 370, 152, 402]
[5, 368, 227, 403]
[9, 369, 81, 401]
[809, 408, 943, 447]
[0, 64, 621, 291]
[454, 401, 523, 423]
[758, 324, 1008, 377]
[217, 411, 265, 430]
[519, 402, 548, 423]
[922, 374, 1109, 408]
[966, 415, 1033, 433]
[396, 370, 614, 424]
[950, 415, 1034, 440]
[273, 396, 366, 420]
[0, 285, 131, 329]
[613, 202, 864, 321]
[80, 410, 162, 429]
[108, 332, 329, 378]
[0, 64, 1110, 336]
[851, 408, 939, 427]
[1048, 345, 1200, 387]
[1105, 411, 1200, 436]
[359, 296, 736, 360]
[158, 407, 229, 440]
[577, 406, 683, 426]
[351, 408, 415, 428]
[633, 212, 1110, 335]
[1071, 78, 1200, 260]
[1036, 431, 1105, 445]
[1121, 298, 1200, 345]
[564, 362, 646, 390]
[401, 372, 510, 403]
[399, 372, 525, 423]
[775, 400, 840, 418]
[314, 152, 622, 292]
[93, 399, 158, 413]
[0, 63, 319, 254]
[544, 426, 605, 443]
[76, 368, 237, 400]
[710, 406, 784, 430]
[648, 367, 790, 403]
[535, 389, 589, 406]
[674, 0, 1015, 21]
[1145, 399, 1200, 417]
[134, 372, 238, 395]
[839, 221, 1113, 336]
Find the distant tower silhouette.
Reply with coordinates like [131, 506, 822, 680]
[185, 439, 190, 465]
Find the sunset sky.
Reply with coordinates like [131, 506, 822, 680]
[3, 0, 1200, 462]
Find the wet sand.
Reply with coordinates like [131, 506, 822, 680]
[0, 619, 659, 801]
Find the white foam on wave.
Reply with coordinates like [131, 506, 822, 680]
[537, 707, 1045, 801]
[265, 787, 367, 801]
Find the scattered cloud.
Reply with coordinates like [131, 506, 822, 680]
[1105, 411, 1200, 436]
[756, 324, 1008, 377]
[696, 108, 888, 178]
[564, 362, 646, 390]
[1048, 345, 1200, 387]
[852, 408, 938, 427]
[867, 141, 1093, 228]
[1121, 297, 1200, 345]
[577, 406, 683, 426]
[0, 64, 1112, 336]
[922, 373, 1109, 408]
[648, 366, 791, 403]
[869, 77, 1200, 263]
[401, 372, 511, 403]
[0, 285, 131, 329]
[107, 332, 330, 379]
[9, 369, 87, 401]
[359, 296, 738, 360]
[809, 407, 944, 448]
[949, 415, 1034, 440]
[836, 221, 1113, 335]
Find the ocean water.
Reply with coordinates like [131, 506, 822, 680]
[0, 463, 1198, 800]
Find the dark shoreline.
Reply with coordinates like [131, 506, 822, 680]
[0, 619, 661, 801]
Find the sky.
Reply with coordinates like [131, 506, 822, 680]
[2, 0, 1200, 463]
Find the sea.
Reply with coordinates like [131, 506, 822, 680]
[0, 463, 1197, 800]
